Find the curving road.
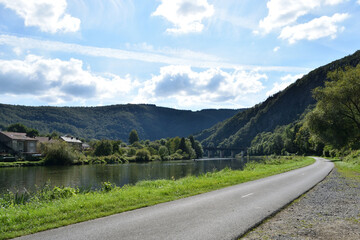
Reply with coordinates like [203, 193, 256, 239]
[16, 157, 333, 240]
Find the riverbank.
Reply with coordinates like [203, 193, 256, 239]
[0, 156, 314, 239]
[242, 160, 360, 239]
[0, 160, 44, 168]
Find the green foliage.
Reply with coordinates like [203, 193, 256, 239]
[6, 123, 39, 137]
[248, 112, 324, 156]
[158, 146, 169, 160]
[6, 123, 28, 133]
[0, 104, 239, 141]
[101, 182, 115, 192]
[196, 50, 360, 150]
[129, 129, 139, 144]
[0, 157, 313, 240]
[41, 141, 77, 165]
[135, 149, 151, 161]
[306, 64, 360, 149]
[94, 140, 113, 156]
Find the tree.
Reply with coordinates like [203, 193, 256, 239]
[6, 123, 39, 137]
[26, 129, 39, 138]
[94, 140, 113, 156]
[194, 140, 203, 158]
[306, 65, 360, 149]
[129, 129, 139, 144]
[135, 149, 150, 161]
[7, 123, 28, 133]
[158, 146, 169, 160]
[179, 137, 187, 153]
[41, 141, 76, 165]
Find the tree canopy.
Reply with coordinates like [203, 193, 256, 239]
[6, 123, 39, 137]
[129, 129, 139, 144]
[306, 64, 360, 149]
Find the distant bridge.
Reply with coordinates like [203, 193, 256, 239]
[202, 147, 245, 158]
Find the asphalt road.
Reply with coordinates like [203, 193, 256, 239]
[16, 157, 333, 240]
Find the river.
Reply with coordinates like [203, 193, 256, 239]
[0, 158, 251, 194]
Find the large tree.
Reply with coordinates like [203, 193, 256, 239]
[128, 129, 139, 144]
[306, 65, 360, 149]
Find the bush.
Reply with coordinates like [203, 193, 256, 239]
[41, 141, 76, 165]
[135, 149, 151, 161]
[94, 140, 113, 156]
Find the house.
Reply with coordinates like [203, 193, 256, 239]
[0, 131, 38, 155]
[60, 135, 83, 149]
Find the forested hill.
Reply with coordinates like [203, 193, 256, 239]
[196, 50, 360, 149]
[0, 104, 241, 141]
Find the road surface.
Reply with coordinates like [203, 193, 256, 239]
[16, 157, 333, 240]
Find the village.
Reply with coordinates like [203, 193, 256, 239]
[0, 131, 88, 161]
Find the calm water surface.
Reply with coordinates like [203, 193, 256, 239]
[0, 158, 249, 193]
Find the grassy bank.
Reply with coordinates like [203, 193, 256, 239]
[0, 156, 314, 239]
[331, 150, 360, 180]
[0, 160, 44, 168]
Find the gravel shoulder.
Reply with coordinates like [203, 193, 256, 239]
[242, 167, 360, 240]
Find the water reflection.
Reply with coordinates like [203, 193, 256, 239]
[0, 158, 247, 193]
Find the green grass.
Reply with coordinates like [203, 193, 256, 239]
[0, 160, 44, 168]
[334, 161, 360, 181]
[0, 157, 314, 239]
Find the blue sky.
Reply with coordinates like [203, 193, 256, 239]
[0, 0, 359, 110]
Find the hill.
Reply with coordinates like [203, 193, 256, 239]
[196, 50, 360, 149]
[0, 104, 241, 141]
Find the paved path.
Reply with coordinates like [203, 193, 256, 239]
[17, 157, 333, 240]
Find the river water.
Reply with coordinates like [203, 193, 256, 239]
[0, 158, 250, 193]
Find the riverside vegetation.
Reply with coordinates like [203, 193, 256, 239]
[0, 124, 204, 167]
[0, 156, 314, 239]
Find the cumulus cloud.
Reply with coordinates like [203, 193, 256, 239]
[259, 0, 345, 33]
[259, 0, 348, 43]
[152, 0, 214, 34]
[137, 65, 266, 107]
[266, 73, 303, 96]
[0, 0, 80, 33]
[0, 55, 135, 104]
[279, 13, 348, 44]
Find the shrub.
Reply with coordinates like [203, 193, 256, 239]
[42, 141, 76, 165]
[135, 149, 151, 161]
[94, 140, 113, 156]
[101, 182, 115, 192]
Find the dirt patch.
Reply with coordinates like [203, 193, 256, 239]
[242, 169, 360, 240]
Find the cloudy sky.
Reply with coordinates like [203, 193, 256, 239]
[0, 0, 359, 110]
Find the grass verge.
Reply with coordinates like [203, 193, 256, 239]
[0, 156, 314, 239]
[0, 160, 44, 168]
[334, 161, 360, 181]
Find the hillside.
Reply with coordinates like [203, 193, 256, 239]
[0, 104, 241, 141]
[196, 50, 360, 149]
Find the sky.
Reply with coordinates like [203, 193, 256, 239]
[0, 0, 359, 110]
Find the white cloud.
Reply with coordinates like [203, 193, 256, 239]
[0, 55, 135, 104]
[266, 73, 303, 96]
[279, 13, 349, 44]
[152, 0, 214, 34]
[259, 0, 346, 33]
[0, 35, 311, 72]
[273, 46, 280, 52]
[260, 0, 320, 33]
[0, 0, 80, 33]
[258, 0, 349, 43]
[137, 65, 266, 107]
